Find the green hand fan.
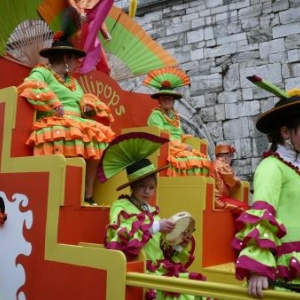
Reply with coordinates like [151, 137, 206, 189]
[98, 132, 169, 183]
[0, 0, 53, 67]
[101, 6, 178, 80]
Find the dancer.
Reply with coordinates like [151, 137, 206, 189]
[211, 144, 248, 214]
[99, 132, 208, 300]
[144, 67, 211, 177]
[233, 76, 300, 298]
[18, 30, 115, 205]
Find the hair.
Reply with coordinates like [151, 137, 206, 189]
[0, 197, 4, 213]
[48, 52, 74, 65]
[267, 114, 300, 153]
[216, 152, 233, 158]
[130, 173, 158, 189]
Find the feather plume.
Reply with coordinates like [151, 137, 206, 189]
[247, 75, 289, 99]
[60, 6, 81, 41]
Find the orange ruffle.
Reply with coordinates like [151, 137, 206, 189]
[29, 116, 114, 143]
[166, 143, 212, 176]
[81, 93, 114, 123]
[18, 80, 47, 93]
[18, 80, 61, 111]
[20, 89, 57, 102]
[32, 141, 108, 159]
[27, 116, 115, 159]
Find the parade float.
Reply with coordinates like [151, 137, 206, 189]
[0, 1, 297, 299]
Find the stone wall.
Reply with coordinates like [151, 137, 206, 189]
[114, 0, 300, 185]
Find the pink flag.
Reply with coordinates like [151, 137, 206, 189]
[80, 0, 113, 74]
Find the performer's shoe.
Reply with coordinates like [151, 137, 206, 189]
[84, 197, 99, 206]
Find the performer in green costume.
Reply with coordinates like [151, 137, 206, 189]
[98, 132, 209, 300]
[144, 67, 211, 177]
[233, 75, 300, 298]
[18, 29, 115, 206]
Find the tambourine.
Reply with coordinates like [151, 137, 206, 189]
[164, 212, 196, 246]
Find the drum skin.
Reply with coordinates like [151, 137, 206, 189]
[165, 211, 196, 246]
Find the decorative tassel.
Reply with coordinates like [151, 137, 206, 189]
[129, 0, 139, 18]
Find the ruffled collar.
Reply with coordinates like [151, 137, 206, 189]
[154, 107, 180, 128]
[276, 145, 300, 169]
[118, 194, 160, 214]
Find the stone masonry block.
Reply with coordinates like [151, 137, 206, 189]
[206, 0, 223, 8]
[223, 117, 250, 139]
[259, 39, 285, 59]
[217, 33, 247, 45]
[273, 23, 300, 39]
[204, 42, 237, 58]
[166, 21, 191, 35]
[187, 29, 204, 43]
[215, 104, 226, 121]
[240, 63, 282, 88]
[279, 7, 300, 24]
[287, 49, 300, 63]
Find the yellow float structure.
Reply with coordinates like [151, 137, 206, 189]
[0, 58, 297, 300]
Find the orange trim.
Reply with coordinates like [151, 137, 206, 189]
[18, 80, 47, 92]
[64, 111, 81, 117]
[20, 90, 58, 102]
[215, 144, 235, 155]
[81, 93, 114, 122]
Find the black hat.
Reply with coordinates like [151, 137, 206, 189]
[39, 31, 86, 58]
[150, 88, 183, 100]
[256, 95, 300, 134]
[40, 7, 85, 59]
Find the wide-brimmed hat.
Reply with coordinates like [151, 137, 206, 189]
[143, 67, 190, 101]
[116, 158, 168, 191]
[40, 7, 86, 59]
[215, 144, 236, 155]
[256, 95, 300, 134]
[247, 75, 300, 133]
[40, 39, 86, 59]
[98, 132, 169, 190]
[151, 88, 183, 100]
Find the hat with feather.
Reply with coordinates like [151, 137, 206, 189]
[98, 132, 169, 191]
[247, 75, 300, 134]
[39, 7, 86, 58]
[143, 67, 190, 100]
